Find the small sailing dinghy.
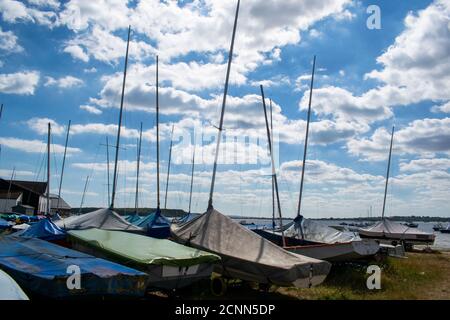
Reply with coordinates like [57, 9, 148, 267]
[0, 269, 29, 300]
[68, 228, 220, 290]
[0, 236, 147, 298]
[358, 127, 435, 246]
[56, 208, 143, 233]
[171, 208, 331, 287]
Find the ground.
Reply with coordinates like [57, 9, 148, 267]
[150, 251, 450, 300]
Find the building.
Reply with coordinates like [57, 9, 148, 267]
[0, 179, 71, 215]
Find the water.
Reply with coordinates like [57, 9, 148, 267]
[236, 218, 450, 250]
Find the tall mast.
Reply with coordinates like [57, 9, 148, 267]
[134, 122, 143, 215]
[47, 122, 51, 216]
[106, 136, 111, 205]
[260, 85, 285, 246]
[207, 0, 240, 211]
[79, 175, 90, 215]
[188, 144, 196, 214]
[156, 55, 161, 210]
[56, 120, 71, 212]
[164, 124, 174, 209]
[3, 167, 15, 212]
[270, 99, 275, 230]
[110, 25, 131, 209]
[381, 126, 394, 219]
[296, 56, 316, 219]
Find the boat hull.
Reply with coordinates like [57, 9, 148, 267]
[0, 237, 147, 298]
[359, 232, 435, 245]
[70, 241, 215, 290]
[254, 229, 379, 262]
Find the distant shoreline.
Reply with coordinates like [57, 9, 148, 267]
[71, 208, 450, 222]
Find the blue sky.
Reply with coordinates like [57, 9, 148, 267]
[0, 0, 449, 218]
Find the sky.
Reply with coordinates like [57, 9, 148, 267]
[0, 0, 449, 218]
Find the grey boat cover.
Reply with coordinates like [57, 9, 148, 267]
[359, 219, 435, 242]
[0, 269, 29, 300]
[284, 218, 360, 244]
[171, 208, 331, 287]
[56, 208, 143, 232]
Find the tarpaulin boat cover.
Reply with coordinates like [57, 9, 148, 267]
[171, 208, 331, 287]
[0, 236, 147, 297]
[126, 213, 143, 224]
[68, 228, 220, 267]
[359, 218, 435, 242]
[14, 218, 66, 241]
[52, 213, 62, 221]
[136, 209, 171, 238]
[0, 269, 29, 300]
[0, 218, 11, 229]
[55, 208, 143, 232]
[284, 218, 360, 244]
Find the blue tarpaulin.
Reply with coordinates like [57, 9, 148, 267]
[17, 218, 66, 241]
[0, 218, 11, 230]
[136, 209, 171, 239]
[127, 214, 144, 224]
[0, 236, 148, 298]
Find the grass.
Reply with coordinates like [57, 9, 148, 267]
[155, 251, 450, 300]
[278, 252, 450, 300]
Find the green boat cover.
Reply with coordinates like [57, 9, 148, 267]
[68, 228, 220, 268]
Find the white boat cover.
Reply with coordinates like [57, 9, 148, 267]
[12, 223, 30, 231]
[359, 219, 435, 243]
[0, 269, 29, 300]
[284, 218, 360, 244]
[171, 208, 331, 287]
[56, 208, 143, 232]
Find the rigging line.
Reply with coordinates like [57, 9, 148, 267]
[382, 126, 395, 219]
[57, 120, 71, 211]
[164, 124, 174, 209]
[156, 55, 161, 210]
[134, 122, 143, 215]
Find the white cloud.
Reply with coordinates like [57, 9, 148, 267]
[0, 0, 57, 26]
[26, 117, 65, 135]
[0, 71, 40, 95]
[80, 105, 102, 115]
[44, 75, 84, 88]
[347, 118, 450, 161]
[27, 0, 60, 9]
[0, 137, 80, 154]
[83, 67, 97, 73]
[399, 158, 450, 172]
[0, 27, 23, 53]
[63, 45, 89, 62]
[431, 101, 450, 114]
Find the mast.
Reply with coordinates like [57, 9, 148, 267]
[110, 25, 131, 209]
[381, 126, 394, 219]
[79, 175, 90, 215]
[296, 56, 316, 239]
[188, 144, 196, 214]
[207, 0, 240, 211]
[164, 124, 174, 209]
[270, 99, 275, 230]
[134, 122, 143, 215]
[56, 120, 71, 213]
[156, 55, 161, 211]
[47, 122, 51, 216]
[260, 85, 286, 246]
[3, 167, 15, 212]
[106, 136, 111, 205]
[296, 56, 316, 218]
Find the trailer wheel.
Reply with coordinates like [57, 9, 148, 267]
[210, 276, 227, 296]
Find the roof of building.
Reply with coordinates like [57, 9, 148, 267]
[0, 179, 48, 195]
[0, 191, 22, 200]
[49, 194, 71, 210]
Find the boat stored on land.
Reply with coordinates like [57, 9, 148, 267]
[171, 208, 331, 288]
[359, 219, 435, 245]
[68, 228, 220, 290]
[0, 236, 147, 298]
[0, 269, 29, 300]
[56, 208, 143, 233]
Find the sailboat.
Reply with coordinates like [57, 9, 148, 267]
[65, 28, 221, 290]
[359, 127, 435, 246]
[253, 57, 379, 262]
[171, 0, 331, 288]
[2, 123, 148, 298]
